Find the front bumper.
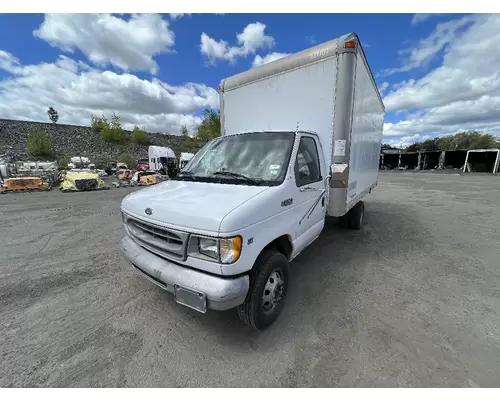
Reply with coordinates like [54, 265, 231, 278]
[120, 236, 249, 311]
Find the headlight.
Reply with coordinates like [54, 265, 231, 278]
[190, 235, 242, 264]
[199, 237, 218, 259]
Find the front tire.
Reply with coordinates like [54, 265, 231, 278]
[238, 250, 289, 331]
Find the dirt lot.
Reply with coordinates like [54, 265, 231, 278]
[1, 172, 499, 387]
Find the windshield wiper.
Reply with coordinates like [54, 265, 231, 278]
[212, 171, 262, 185]
[175, 171, 196, 180]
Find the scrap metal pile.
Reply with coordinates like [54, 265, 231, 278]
[0, 159, 57, 193]
[0, 152, 172, 195]
[112, 169, 168, 188]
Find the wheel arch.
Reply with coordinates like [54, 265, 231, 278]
[262, 234, 293, 260]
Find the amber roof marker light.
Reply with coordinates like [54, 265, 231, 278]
[344, 40, 357, 49]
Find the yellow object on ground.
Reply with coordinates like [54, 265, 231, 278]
[1, 177, 50, 192]
[59, 171, 108, 192]
[139, 174, 158, 185]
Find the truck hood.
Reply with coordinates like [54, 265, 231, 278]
[121, 180, 269, 233]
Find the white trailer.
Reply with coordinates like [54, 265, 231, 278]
[179, 152, 195, 169]
[148, 145, 176, 172]
[119, 32, 385, 330]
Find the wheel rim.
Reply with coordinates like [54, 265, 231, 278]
[359, 206, 364, 224]
[261, 269, 285, 314]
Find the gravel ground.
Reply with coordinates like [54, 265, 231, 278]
[1, 172, 499, 388]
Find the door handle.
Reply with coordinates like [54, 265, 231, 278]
[299, 186, 318, 192]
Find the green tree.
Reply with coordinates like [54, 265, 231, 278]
[132, 126, 149, 145]
[91, 114, 109, 133]
[94, 156, 112, 170]
[180, 125, 189, 136]
[406, 131, 499, 152]
[100, 112, 126, 143]
[196, 109, 221, 141]
[57, 156, 69, 170]
[27, 130, 53, 159]
[441, 131, 498, 150]
[110, 113, 121, 129]
[47, 107, 59, 124]
[118, 153, 136, 168]
[406, 143, 421, 152]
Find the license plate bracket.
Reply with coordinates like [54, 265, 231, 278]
[173, 285, 207, 314]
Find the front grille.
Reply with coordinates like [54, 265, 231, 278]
[125, 216, 189, 261]
[75, 178, 98, 190]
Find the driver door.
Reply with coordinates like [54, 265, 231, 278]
[293, 134, 327, 248]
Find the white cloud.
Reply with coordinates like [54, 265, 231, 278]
[381, 13, 500, 141]
[411, 14, 456, 26]
[0, 52, 218, 134]
[33, 13, 175, 74]
[378, 81, 390, 96]
[169, 13, 190, 19]
[200, 22, 275, 64]
[0, 50, 20, 73]
[305, 35, 316, 45]
[382, 15, 474, 76]
[252, 52, 290, 68]
[383, 134, 432, 148]
[411, 13, 445, 25]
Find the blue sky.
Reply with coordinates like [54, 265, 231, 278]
[1, 13, 499, 147]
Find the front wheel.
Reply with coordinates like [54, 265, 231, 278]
[238, 250, 289, 331]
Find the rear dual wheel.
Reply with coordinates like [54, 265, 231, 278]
[338, 200, 365, 230]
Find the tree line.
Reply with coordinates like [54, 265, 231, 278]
[383, 131, 500, 152]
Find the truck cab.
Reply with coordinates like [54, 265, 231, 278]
[179, 152, 195, 170]
[137, 157, 149, 171]
[120, 129, 334, 329]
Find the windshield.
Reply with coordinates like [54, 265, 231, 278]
[139, 158, 148, 163]
[175, 131, 296, 186]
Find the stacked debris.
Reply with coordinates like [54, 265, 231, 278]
[0, 159, 58, 193]
[112, 170, 169, 188]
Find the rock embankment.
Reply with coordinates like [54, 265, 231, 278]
[0, 118, 205, 164]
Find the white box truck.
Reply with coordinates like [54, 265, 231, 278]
[148, 146, 176, 171]
[148, 145, 177, 175]
[119, 32, 385, 330]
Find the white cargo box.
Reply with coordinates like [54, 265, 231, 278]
[219, 32, 385, 217]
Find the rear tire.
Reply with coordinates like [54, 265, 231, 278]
[349, 201, 365, 230]
[338, 213, 350, 228]
[238, 250, 289, 331]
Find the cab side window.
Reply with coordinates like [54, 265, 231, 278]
[294, 136, 321, 187]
